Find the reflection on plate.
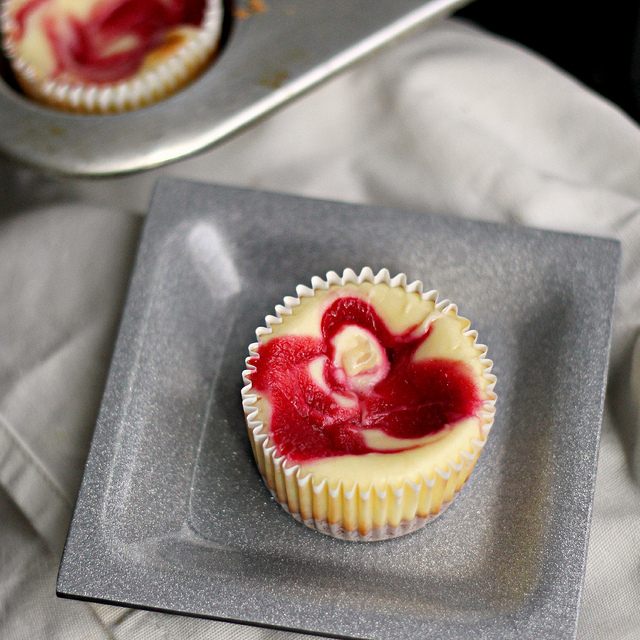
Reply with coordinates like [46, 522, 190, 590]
[0, 0, 472, 176]
[57, 179, 620, 640]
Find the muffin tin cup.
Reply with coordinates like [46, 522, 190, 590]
[242, 267, 497, 541]
[0, 0, 224, 114]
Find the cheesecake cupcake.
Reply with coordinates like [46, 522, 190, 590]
[0, 0, 223, 113]
[241, 268, 497, 541]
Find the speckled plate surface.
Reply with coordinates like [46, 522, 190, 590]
[57, 179, 620, 640]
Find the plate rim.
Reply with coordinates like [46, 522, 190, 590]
[57, 178, 622, 640]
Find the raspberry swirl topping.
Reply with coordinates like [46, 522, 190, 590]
[6, 0, 207, 83]
[249, 296, 483, 463]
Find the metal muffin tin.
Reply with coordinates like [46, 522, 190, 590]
[0, 0, 472, 177]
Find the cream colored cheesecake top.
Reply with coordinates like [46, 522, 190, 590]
[248, 281, 494, 491]
[2, 0, 207, 84]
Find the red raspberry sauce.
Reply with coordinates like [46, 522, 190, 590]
[14, 0, 206, 83]
[250, 296, 482, 463]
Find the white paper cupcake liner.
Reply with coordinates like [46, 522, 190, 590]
[242, 267, 497, 541]
[1, 0, 223, 113]
[272, 487, 458, 542]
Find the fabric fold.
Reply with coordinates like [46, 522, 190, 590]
[0, 411, 72, 553]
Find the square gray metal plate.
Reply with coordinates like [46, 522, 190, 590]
[57, 178, 620, 640]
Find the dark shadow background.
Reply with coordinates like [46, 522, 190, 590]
[456, 0, 640, 124]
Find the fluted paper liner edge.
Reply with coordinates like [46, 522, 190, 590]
[241, 267, 497, 541]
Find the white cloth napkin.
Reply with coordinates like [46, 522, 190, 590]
[1, 17, 639, 640]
